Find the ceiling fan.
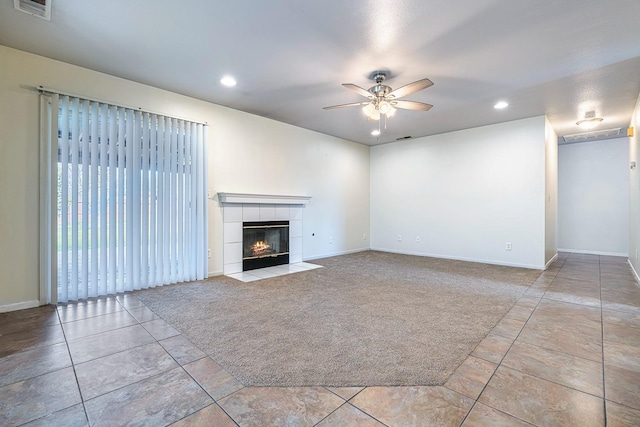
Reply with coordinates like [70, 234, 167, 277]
[323, 71, 434, 121]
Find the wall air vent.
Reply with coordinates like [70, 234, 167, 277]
[14, 0, 51, 21]
[395, 136, 413, 141]
[561, 128, 624, 145]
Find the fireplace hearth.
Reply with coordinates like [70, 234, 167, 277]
[243, 221, 290, 271]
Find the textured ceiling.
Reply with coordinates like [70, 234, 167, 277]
[1, 0, 639, 145]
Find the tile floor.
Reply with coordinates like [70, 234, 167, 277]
[226, 262, 323, 282]
[1, 252, 640, 426]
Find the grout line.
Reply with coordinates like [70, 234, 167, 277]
[460, 401, 536, 426]
[497, 361, 604, 399]
[598, 255, 608, 425]
[323, 400, 390, 427]
[55, 304, 91, 425]
[312, 401, 351, 427]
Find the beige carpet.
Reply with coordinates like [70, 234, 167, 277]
[137, 251, 541, 386]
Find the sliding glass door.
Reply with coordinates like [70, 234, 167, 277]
[41, 93, 208, 303]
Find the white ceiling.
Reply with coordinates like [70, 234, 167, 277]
[1, 0, 639, 146]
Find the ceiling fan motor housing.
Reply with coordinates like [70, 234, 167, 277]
[369, 72, 391, 98]
[369, 84, 391, 97]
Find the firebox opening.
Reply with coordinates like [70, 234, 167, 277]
[242, 221, 290, 271]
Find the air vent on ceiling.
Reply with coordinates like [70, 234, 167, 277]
[396, 136, 413, 141]
[14, 0, 51, 21]
[561, 128, 624, 144]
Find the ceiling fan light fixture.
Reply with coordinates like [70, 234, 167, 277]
[576, 111, 603, 130]
[362, 103, 375, 116]
[386, 105, 397, 117]
[362, 103, 380, 120]
[378, 100, 392, 115]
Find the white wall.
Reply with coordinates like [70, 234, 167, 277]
[0, 45, 370, 309]
[558, 138, 629, 256]
[545, 117, 558, 266]
[629, 94, 640, 280]
[370, 116, 547, 269]
[210, 110, 370, 263]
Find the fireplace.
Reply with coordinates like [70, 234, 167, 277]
[243, 221, 290, 271]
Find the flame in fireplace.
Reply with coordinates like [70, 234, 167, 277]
[250, 240, 272, 256]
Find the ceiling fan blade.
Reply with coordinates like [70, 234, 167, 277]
[387, 78, 434, 99]
[323, 101, 369, 110]
[392, 100, 433, 111]
[342, 83, 373, 98]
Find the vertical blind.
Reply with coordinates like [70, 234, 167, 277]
[48, 93, 208, 303]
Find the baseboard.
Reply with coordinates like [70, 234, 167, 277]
[0, 299, 40, 313]
[629, 260, 640, 288]
[545, 253, 558, 270]
[303, 247, 370, 262]
[370, 247, 545, 270]
[208, 270, 224, 277]
[557, 248, 628, 257]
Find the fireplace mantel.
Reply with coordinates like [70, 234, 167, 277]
[218, 193, 311, 205]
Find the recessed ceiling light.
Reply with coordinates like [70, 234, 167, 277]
[371, 129, 381, 136]
[494, 101, 509, 109]
[220, 76, 237, 87]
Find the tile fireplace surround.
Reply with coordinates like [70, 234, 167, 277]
[219, 193, 311, 275]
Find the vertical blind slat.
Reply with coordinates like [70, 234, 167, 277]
[125, 109, 134, 290]
[162, 119, 172, 283]
[177, 120, 185, 282]
[99, 103, 109, 296]
[185, 123, 193, 281]
[156, 116, 165, 286]
[108, 105, 117, 296]
[89, 102, 99, 298]
[191, 123, 198, 280]
[196, 124, 206, 279]
[59, 96, 69, 303]
[117, 108, 126, 293]
[149, 114, 157, 288]
[169, 118, 177, 283]
[70, 98, 80, 301]
[80, 100, 90, 300]
[141, 113, 150, 289]
[132, 111, 141, 290]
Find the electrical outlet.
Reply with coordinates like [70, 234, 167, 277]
[397, 234, 402, 242]
[329, 236, 333, 244]
[506, 242, 512, 251]
[363, 233, 367, 240]
[416, 236, 421, 243]
[207, 249, 211, 258]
